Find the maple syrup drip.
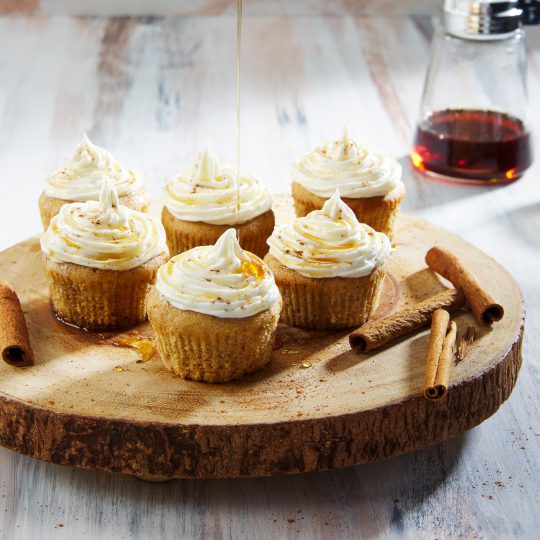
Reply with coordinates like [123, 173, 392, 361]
[412, 109, 532, 183]
[235, 0, 243, 225]
[111, 336, 156, 363]
[240, 259, 264, 281]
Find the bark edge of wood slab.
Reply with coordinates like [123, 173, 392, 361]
[0, 203, 524, 479]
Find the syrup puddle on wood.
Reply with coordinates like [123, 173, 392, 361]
[98, 333, 157, 363]
[108, 336, 157, 363]
[52, 305, 157, 363]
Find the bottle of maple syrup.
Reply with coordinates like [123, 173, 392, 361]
[412, 0, 538, 184]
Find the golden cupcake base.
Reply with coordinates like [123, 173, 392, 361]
[291, 181, 405, 237]
[264, 254, 386, 331]
[43, 253, 167, 331]
[161, 207, 275, 258]
[38, 186, 151, 229]
[147, 288, 282, 383]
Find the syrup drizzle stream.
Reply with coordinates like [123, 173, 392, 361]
[235, 0, 243, 225]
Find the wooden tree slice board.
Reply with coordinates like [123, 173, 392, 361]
[0, 199, 524, 479]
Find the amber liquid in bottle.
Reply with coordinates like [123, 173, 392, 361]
[412, 109, 532, 183]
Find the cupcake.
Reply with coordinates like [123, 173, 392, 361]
[265, 190, 391, 331]
[39, 134, 150, 229]
[41, 180, 168, 331]
[291, 130, 405, 237]
[147, 229, 281, 382]
[162, 146, 274, 258]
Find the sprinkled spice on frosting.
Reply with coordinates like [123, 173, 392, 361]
[156, 229, 280, 318]
[45, 134, 142, 202]
[293, 130, 402, 199]
[163, 146, 272, 225]
[41, 179, 167, 270]
[267, 190, 391, 278]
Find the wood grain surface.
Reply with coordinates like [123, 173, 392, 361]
[0, 204, 524, 479]
[0, 12, 539, 540]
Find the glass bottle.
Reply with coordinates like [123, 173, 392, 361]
[411, 0, 538, 184]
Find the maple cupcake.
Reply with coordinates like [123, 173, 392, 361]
[147, 229, 281, 383]
[291, 130, 405, 237]
[41, 180, 168, 331]
[265, 191, 391, 331]
[39, 134, 150, 229]
[162, 146, 274, 258]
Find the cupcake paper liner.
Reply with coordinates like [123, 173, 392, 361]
[161, 207, 275, 258]
[43, 254, 165, 331]
[265, 254, 386, 331]
[291, 181, 405, 238]
[147, 288, 281, 383]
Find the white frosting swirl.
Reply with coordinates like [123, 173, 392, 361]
[163, 146, 272, 225]
[45, 134, 142, 201]
[41, 180, 168, 271]
[293, 130, 402, 198]
[267, 191, 391, 278]
[156, 229, 280, 318]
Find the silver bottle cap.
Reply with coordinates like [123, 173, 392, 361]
[444, 0, 523, 39]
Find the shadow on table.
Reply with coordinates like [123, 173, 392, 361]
[178, 434, 468, 539]
[26, 430, 468, 538]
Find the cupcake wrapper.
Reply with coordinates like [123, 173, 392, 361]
[44, 257, 163, 331]
[148, 290, 281, 383]
[38, 192, 57, 231]
[292, 182, 404, 238]
[162, 208, 274, 259]
[351, 198, 401, 237]
[153, 326, 275, 383]
[267, 258, 386, 331]
[166, 232, 269, 260]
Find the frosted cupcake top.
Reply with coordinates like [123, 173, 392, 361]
[292, 130, 402, 198]
[156, 229, 280, 318]
[45, 134, 142, 202]
[41, 180, 167, 271]
[163, 146, 272, 225]
[267, 191, 391, 278]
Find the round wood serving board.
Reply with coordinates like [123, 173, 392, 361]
[0, 198, 524, 479]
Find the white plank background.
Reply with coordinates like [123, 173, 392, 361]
[1, 0, 437, 16]
[0, 13, 539, 540]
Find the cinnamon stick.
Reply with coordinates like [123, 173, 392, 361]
[425, 246, 504, 325]
[349, 289, 465, 353]
[423, 309, 449, 399]
[0, 281, 34, 367]
[457, 325, 476, 363]
[434, 320, 457, 398]
[424, 310, 456, 401]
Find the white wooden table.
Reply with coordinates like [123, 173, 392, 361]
[0, 14, 539, 539]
